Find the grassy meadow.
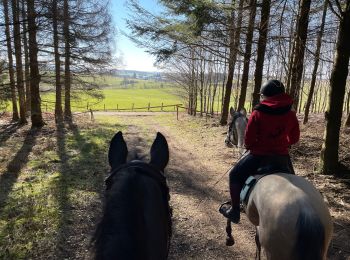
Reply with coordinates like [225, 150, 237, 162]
[0, 116, 127, 259]
[42, 88, 184, 112]
[36, 75, 185, 112]
[3, 74, 338, 115]
[0, 113, 177, 259]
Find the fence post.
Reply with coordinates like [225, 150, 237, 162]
[87, 102, 89, 110]
[132, 103, 134, 111]
[117, 104, 119, 111]
[161, 102, 163, 111]
[176, 105, 179, 120]
[104, 104, 106, 112]
[148, 102, 150, 111]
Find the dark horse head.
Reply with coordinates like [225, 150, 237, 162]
[92, 131, 172, 260]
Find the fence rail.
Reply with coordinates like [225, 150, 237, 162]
[93, 103, 183, 112]
[39, 101, 220, 122]
[41, 100, 185, 112]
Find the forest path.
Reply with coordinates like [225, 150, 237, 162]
[110, 112, 259, 259]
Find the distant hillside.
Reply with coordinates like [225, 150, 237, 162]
[111, 69, 165, 81]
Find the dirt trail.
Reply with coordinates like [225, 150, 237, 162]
[115, 113, 258, 259]
[106, 112, 350, 260]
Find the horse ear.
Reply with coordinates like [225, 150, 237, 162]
[108, 131, 128, 170]
[229, 107, 235, 117]
[150, 132, 169, 171]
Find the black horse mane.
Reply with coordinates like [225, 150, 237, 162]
[91, 162, 172, 259]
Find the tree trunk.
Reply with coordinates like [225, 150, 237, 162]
[345, 83, 350, 115]
[298, 66, 306, 113]
[321, 83, 328, 113]
[289, 0, 311, 108]
[52, 0, 63, 123]
[312, 81, 319, 113]
[220, 0, 243, 125]
[64, 0, 72, 120]
[238, 0, 256, 110]
[303, 0, 327, 124]
[251, 0, 271, 107]
[234, 60, 241, 110]
[221, 52, 227, 114]
[211, 59, 219, 114]
[27, 0, 44, 127]
[21, 0, 31, 115]
[220, 12, 235, 125]
[199, 70, 203, 116]
[285, 20, 296, 93]
[2, 0, 19, 121]
[190, 51, 195, 115]
[319, 0, 350, 175]
[194, 77, 198, 116]
[12, 0, 27, 123]
[345, 111, 350, 127]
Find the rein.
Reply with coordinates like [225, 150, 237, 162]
[196, 150, 250, 210]
[213, 150, 249, 187]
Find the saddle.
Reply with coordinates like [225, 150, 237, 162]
[240, 157, 293, 206]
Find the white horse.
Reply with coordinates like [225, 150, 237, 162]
[241, 173, 333, 260]
[225, 107, 248, 155]
[222, 107, 333, 259]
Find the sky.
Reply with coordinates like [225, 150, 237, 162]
[111, 0, 161, 72]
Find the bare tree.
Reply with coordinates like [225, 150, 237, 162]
[238, 0, 256, 111]
[63, 0, 72, 120]
[319, 0, 350, 175]
[304, 0, 328, 124]
[289, 0, 312, 107]
[27, 0, 44, 127]
[21, 0, 31, 114]
[12, 0, 27, 123]
[220, 0, 243, 125]
[2, 0, 19, 121]
[251, 0, 271, 107]
[52, 0, 63, 122]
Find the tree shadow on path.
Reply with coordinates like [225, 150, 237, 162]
[54, 121, 116, 259]
[0, 122, 22, 147]
[0, 128, 39, 209]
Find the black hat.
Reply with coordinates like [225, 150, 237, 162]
[260, 80, 285, 97]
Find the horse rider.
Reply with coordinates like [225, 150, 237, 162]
[220, 79, 300, 223]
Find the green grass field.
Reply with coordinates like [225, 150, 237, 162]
[0, 117, 125, 259]
[3, 74, 339, 114]
[41, 88, 185, 112]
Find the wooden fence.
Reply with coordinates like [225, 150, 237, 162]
[40, 100, 221, 121]
[93, 103, 183, 112]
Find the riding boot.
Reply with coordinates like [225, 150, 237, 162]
[220, 183, 241, 223]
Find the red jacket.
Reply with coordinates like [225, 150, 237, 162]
[245, 93, 300, 155]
